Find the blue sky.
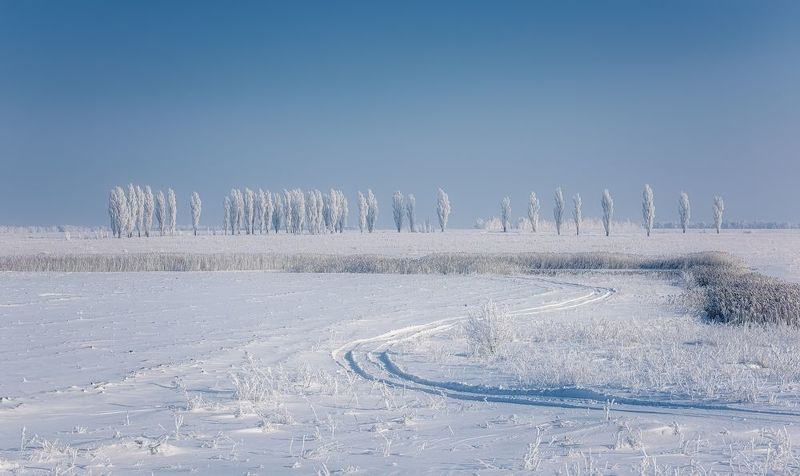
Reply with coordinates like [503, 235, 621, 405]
[1, 0, 798, 227]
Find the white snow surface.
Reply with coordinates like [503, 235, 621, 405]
[1, 230, 800, 474]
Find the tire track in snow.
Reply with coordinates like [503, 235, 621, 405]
[332, 275, 800, 420]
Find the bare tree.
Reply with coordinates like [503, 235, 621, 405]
[528, 192, 540, 232]
[553, 187, 565, 236]
[601, 189, 613, 237]
[392, 191, 404, 232]
[572, 193, 582, 235]
[436, 188, 451, 232]
[406, 194, 416, 232]
[713, 195, 725, 234]
[189, 191, 202, 236]
[358, 191, 368, 233]
[500, 196, 511, 232]
[642, 184, 655, 237]
[679, 192, 691, 233]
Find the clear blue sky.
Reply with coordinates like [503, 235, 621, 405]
[1, 0, 798, 227]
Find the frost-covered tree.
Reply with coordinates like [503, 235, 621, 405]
[642, 184, 655, 237]
[135, 186, 144, 237]
[242, 188, 255, 234]
[553, 187, 565, 236]
[189, 191, 202, 236]
[126, 184, 138, 238]
[392, 191, 404, 232]
[527, 192, 540, 233]
[142, 186, 154, 237]
[366, 189, 378, 233]
[713, 195, 724, 234]
[572, 193, 582, 236]
[357, 191, 367, 233]
[601, 189, 613, 237]
[156, 190, 166, 236]
[271, 193, 283, 233]
[679, 192, 691, 233]
[436, 188, 451, 232]
[338, 191, 348, 232]
[230, 189, 244, 235]
[406, 194, 416, 232]
[254, 189, 265, 233]
[500, 196, 511, 232]
[282, 190, 293, 233]
[223, 196, 231, 234]
[167, 188, 177, 235]
[264, 190, 274, 234]
[313, 190, 324, 234]
[306, 190, 319, 234]
[108, 186, 130, 238]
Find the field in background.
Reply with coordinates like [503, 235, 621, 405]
[2, 228, 799, 281]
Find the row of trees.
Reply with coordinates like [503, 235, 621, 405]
[389, 188, 452, 232]
[110, 184, 725, 237]
[108, 184, 181, 238]
[222, 188, 349, 235]
[499, 185, 725, 236]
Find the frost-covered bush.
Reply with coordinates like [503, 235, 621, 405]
[464, 299, 513, 357]
[2, 250, 738, 274]
[472, 314, 800, 403]
[686, 266, 800, 326]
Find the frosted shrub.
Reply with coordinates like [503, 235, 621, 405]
[464, 299, 513, 357]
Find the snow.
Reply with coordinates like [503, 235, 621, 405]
[2, 228, 800, 281]
[1, 229, 799, 473]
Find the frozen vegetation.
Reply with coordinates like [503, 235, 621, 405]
[1, 229, 800, 473]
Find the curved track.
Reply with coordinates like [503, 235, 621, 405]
[332, 275, 800, 420]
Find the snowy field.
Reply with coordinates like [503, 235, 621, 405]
[1, 229, 800, 474]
